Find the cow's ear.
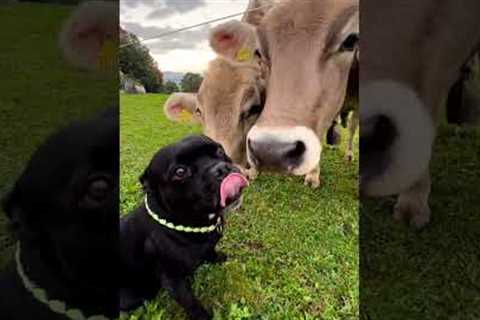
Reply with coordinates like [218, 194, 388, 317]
[59, 1, 118, 70]
[209, 20, 258, 63]
[164, 93, 199, 123]
[242, 0, 275, 26]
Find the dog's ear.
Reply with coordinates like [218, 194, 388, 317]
[2, 189, 21, 228]
[139, 167, 151, 192]
[2, 184, 48, 242]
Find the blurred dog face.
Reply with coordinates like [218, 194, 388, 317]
[140, 135, 248, 224]
[2, 108, 118, 291]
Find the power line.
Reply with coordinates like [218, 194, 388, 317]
[119, 3, 273, 49]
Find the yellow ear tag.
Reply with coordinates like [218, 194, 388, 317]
[98, 38, 116, 70]
[178, 109, 193, 122]
[236, 47, 253, 63]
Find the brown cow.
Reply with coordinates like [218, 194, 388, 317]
[164, 19, 268, 176]
[166, 0, 358, 182]
[360, 0, 480, 227]
[240, 0, 359, 187]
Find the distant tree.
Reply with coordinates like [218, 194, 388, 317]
[181, 73, 203, 93]
[119, 28, 162, 93]
[153, 66, 164, 92]
[164, 81, 179, 94]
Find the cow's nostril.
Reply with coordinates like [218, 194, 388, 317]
[360, 115, 397, 180]
[360, 115, 396, 153]
[285, 141, 306, 160]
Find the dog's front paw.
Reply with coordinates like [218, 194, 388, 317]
[214, 251, 228, 264]
[206, 250, 228, 264]
[119, 288, 145, 311]
[190, 307, 213, 320]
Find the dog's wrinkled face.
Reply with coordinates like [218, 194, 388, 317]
[141, 136, 248, 224]
[2, 108, 118, 292]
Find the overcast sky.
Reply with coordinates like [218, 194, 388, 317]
[120, 0, 249, 73]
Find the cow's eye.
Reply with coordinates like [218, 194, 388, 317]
[339, 33, 359, 52]
[242, 103, 263, 120]
[248, 104, 263, 117]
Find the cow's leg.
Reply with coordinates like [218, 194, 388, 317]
[236, 163, 259, 181]
[245, 166, 259, 180]
[345, 109, 358, 162]
[240, 165, 258, 181]
[326, 116, 342, 146]
[304, 164, 320, 189]
[393, 171, 431, 228]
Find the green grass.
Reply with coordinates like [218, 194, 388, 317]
[360, 127, 480, 319]
[360, 68, 480, 319]
[0, 3, 116, 270]
[120, 93, 359, 319]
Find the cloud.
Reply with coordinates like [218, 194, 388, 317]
[121, 0, 207, 20]
[122, 22, 166, 39]
[120, 0, 249, 72]
[121, 0, 156, 9]
[122, 22, 211, 54]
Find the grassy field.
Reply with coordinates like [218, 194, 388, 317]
[120, 93, 359, 319]
[360, 60, 480, 320]
[0, 3, 116, 270]
[360, 124, 480, 320]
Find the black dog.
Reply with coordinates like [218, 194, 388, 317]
[0, 108, 118, 319]
[120, 135, 248, 320]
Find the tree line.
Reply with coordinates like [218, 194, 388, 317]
[120, 28, 203, 94]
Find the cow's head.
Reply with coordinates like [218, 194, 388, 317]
[242, 0, 359, 175]
[357, 0, 480, 197]
[165, 22, 267, 167]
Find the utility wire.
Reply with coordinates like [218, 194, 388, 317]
[119, 3, 273, 49]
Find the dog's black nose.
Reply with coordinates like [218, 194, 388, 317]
[211, 162, 234, 179]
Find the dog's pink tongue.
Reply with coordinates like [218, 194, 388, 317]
[220, 173, 249, 208]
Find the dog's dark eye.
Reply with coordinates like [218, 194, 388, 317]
[175, 167, 186, 177]
[87, 178, 110, 200]
[339, 33, 359, 52]
[172, 166, 189, 181]
[216, 147, 226, 158]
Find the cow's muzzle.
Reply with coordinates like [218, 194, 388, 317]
[246, 126, 321, 176]
[360, 80, 435, 196]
